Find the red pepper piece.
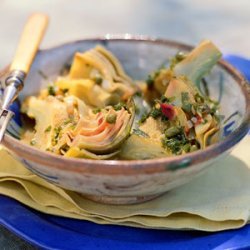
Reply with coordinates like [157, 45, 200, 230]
[195, 114, 203, 125]
[160, 103, 175, 120]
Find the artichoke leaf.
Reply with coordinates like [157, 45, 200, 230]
[195, 114, 213, 148]
[95, 45, 133, 84]
[203, 127, 219, 148]
[65, 147, 118, 160]
[195, 114, 213, 137]
[174, 107, 188, 129]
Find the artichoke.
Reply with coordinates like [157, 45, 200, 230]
[69, 99, 135, 154]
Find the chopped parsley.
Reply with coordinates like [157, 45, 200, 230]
[150, 106, 162, 119]
[113, 102, 126, 111]
[60, 63, 71, 76]
[181, 92, 192, 113]
[146, 70, 160, 87]
[138, 99, 175, 124]
[52, 126, 62, 145]
[48, 85, 56, 96]
[92, 108, 101, 114]
[132, 128, 149, 138]
[162, 127, 189, 154]
[63, 118, 73, 125]
[62, 88, 69, 94]
[133, 91, 142, 97]
[44, 125, 52, 133]
[146, 74, 155, 87]
[38, 70, 48, 80]
[139, 113, 148, 124]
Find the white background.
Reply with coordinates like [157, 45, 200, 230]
[0, 0, 249, 68]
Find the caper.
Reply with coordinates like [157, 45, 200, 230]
[106, 113, 117, 124]
[165, 126, 181, 138]
[94, 77, 103, 85]
[182, 143, 191, 152]
[190, 145, 198, 152]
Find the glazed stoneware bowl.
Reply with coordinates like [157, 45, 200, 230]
[1, 36, 250, 204]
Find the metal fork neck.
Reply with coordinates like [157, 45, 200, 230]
[1, 70, 26, 110]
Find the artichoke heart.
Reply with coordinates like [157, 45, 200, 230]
[69, 99, 135, 154]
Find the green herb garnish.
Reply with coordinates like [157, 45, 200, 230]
[113, 102, 126, 111]
[139, 113, 148, 124]
[146, 75, 154, 87]
[44, 125, 52, 133]
[181, 92, 192, 113]
[63, 118, 72, 125]
[52, 126, 62, 145]
[134, 91, 142, 97]
[162, 127, 188, 154]
[133, 128, 149, 138]
[38, 70, 48, 80]
[62, 88, 69, 94]
[162, 138, 183, 155]
[92, 108, 101, 114]
[48, 85, 56, 96]
[146, 70, 160, 87]
[150, 107, 161, 119]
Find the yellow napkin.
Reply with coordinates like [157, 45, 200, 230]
[0, 136, 249, 232]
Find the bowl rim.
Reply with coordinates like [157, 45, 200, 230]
[1, 35, 250, 175]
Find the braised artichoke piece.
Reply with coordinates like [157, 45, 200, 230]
[21, 96, 71, 151]
[69, 45, 136, 101]
[55, 78, 119, 107]
[173, 40, 222, 85]
[118, 134, 169, 160]
[69, 99, 135, 154]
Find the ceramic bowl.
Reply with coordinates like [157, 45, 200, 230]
[1, 36, 250, 204]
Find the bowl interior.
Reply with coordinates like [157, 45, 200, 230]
[1, 38, 248, 143]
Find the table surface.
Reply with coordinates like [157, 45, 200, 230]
[0, 0, 250, 249]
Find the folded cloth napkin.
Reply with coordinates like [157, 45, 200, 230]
[0, 136, 249, 232]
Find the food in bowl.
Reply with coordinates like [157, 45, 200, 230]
[2, 36, 249, 204]
[21, 40, 223, 160]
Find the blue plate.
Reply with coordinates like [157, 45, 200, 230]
[0, 56, 249, 250]
[1, 195, 250, 250]
[0, 195, 250, 250]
